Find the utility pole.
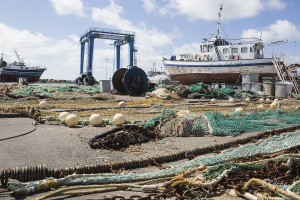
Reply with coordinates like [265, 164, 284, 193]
[105, 58, 109, 80]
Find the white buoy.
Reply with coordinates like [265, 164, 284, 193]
[235, 107, 243, 113]
[65, 114, 79, 127]
[59, 112, 69, 122]
[118, 101, 126, 108]
[270, 99, 280, 109]
[89, 114, 102, 126]
[112, 113, 126, 126]
[245, 98, 251, 102]
[258, 98, 264, 103]
[39, 101, 49, 109]
[257, 104, 265, 110]
[228, 97, 235, 103]
[266, 98, 271, 102]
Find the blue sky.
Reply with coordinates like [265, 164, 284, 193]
[0, 0, 299, 80]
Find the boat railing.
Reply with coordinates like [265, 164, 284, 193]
[272, 52, 286, 61]
[273, 54, 300, 94]
[224, 37, 262, 45]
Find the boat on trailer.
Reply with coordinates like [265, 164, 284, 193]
[163, 5, 278, 85]
[0, 50, 46, 83]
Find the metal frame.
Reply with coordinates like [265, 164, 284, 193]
[79, 27, 136, 76]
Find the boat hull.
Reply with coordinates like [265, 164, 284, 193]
[168, 73, 277, 85]
[0, 68, 46, 83]
[164, 58, 277, 85]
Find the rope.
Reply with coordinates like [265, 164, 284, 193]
[0, 113, 22, 118]
[0, 122, 37, 141]
[243, 178, 300, 200]
[35, 184, 142, 200]
[234, 73, 242, 85]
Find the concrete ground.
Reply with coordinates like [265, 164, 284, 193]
[0, 117, 247, 199]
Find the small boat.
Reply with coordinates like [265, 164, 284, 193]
[163, 5, 279, 85]
[0, 50, 46, 83]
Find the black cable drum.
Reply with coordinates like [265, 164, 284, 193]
[112, 68, 128, 93]
[122, 67, 148, 96]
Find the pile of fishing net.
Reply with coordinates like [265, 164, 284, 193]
[8, 85, 100, 98]
[148, 74, 171, 85]
[143, 109, 300, 137]
[170, 153, 300, 199]
[88, 125, 161, 150]
[151, 110, 210, 137]
[155, 83, 261, 99]
[165, 131, 300, 199]
[146, 88, 171, 99]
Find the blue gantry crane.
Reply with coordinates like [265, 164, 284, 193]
[77, 28, 148, 95]
[77, 28, 136, 85]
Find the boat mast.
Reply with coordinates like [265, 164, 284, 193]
[217, 5, 223, 38]
[0, 53, 3, 67]
[216, 5, 231, 45]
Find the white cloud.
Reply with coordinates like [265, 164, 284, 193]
[287, 55, 300, 65]
[142, 0, 169, 15]
[242, 20, 300, 43]
[0, 23, 80, 80]
[264, 0, 286, 10]
[143, 0, 156, 13]
[49, 0, 86, 17]
[151, 0, 285, 21]
[170, 0, 265, 21]
[242, 20, 300, 62]
[91, 0, 132, 30]
[173, 43, 200, 55]
[0, 24, 48, 57]
[91, 0, 179, 72]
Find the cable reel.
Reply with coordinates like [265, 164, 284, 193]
[112, 67, 148, 96]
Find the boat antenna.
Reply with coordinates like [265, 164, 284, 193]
[217, 4, 223, 37]
[259, 32, 263, 42]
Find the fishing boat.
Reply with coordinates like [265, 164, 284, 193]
[163, 5, 279, 85]
[0, 50, 46, 83]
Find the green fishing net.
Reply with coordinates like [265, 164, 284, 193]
[203, 162, 265, 181]
[189, 83, 209, 93]
[290, 181, 300, 194]
[9, 85, 100, 98]
[143, 109, 300, 137]
[204, 109, 300, 136]
[143, 109, 176, 129]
